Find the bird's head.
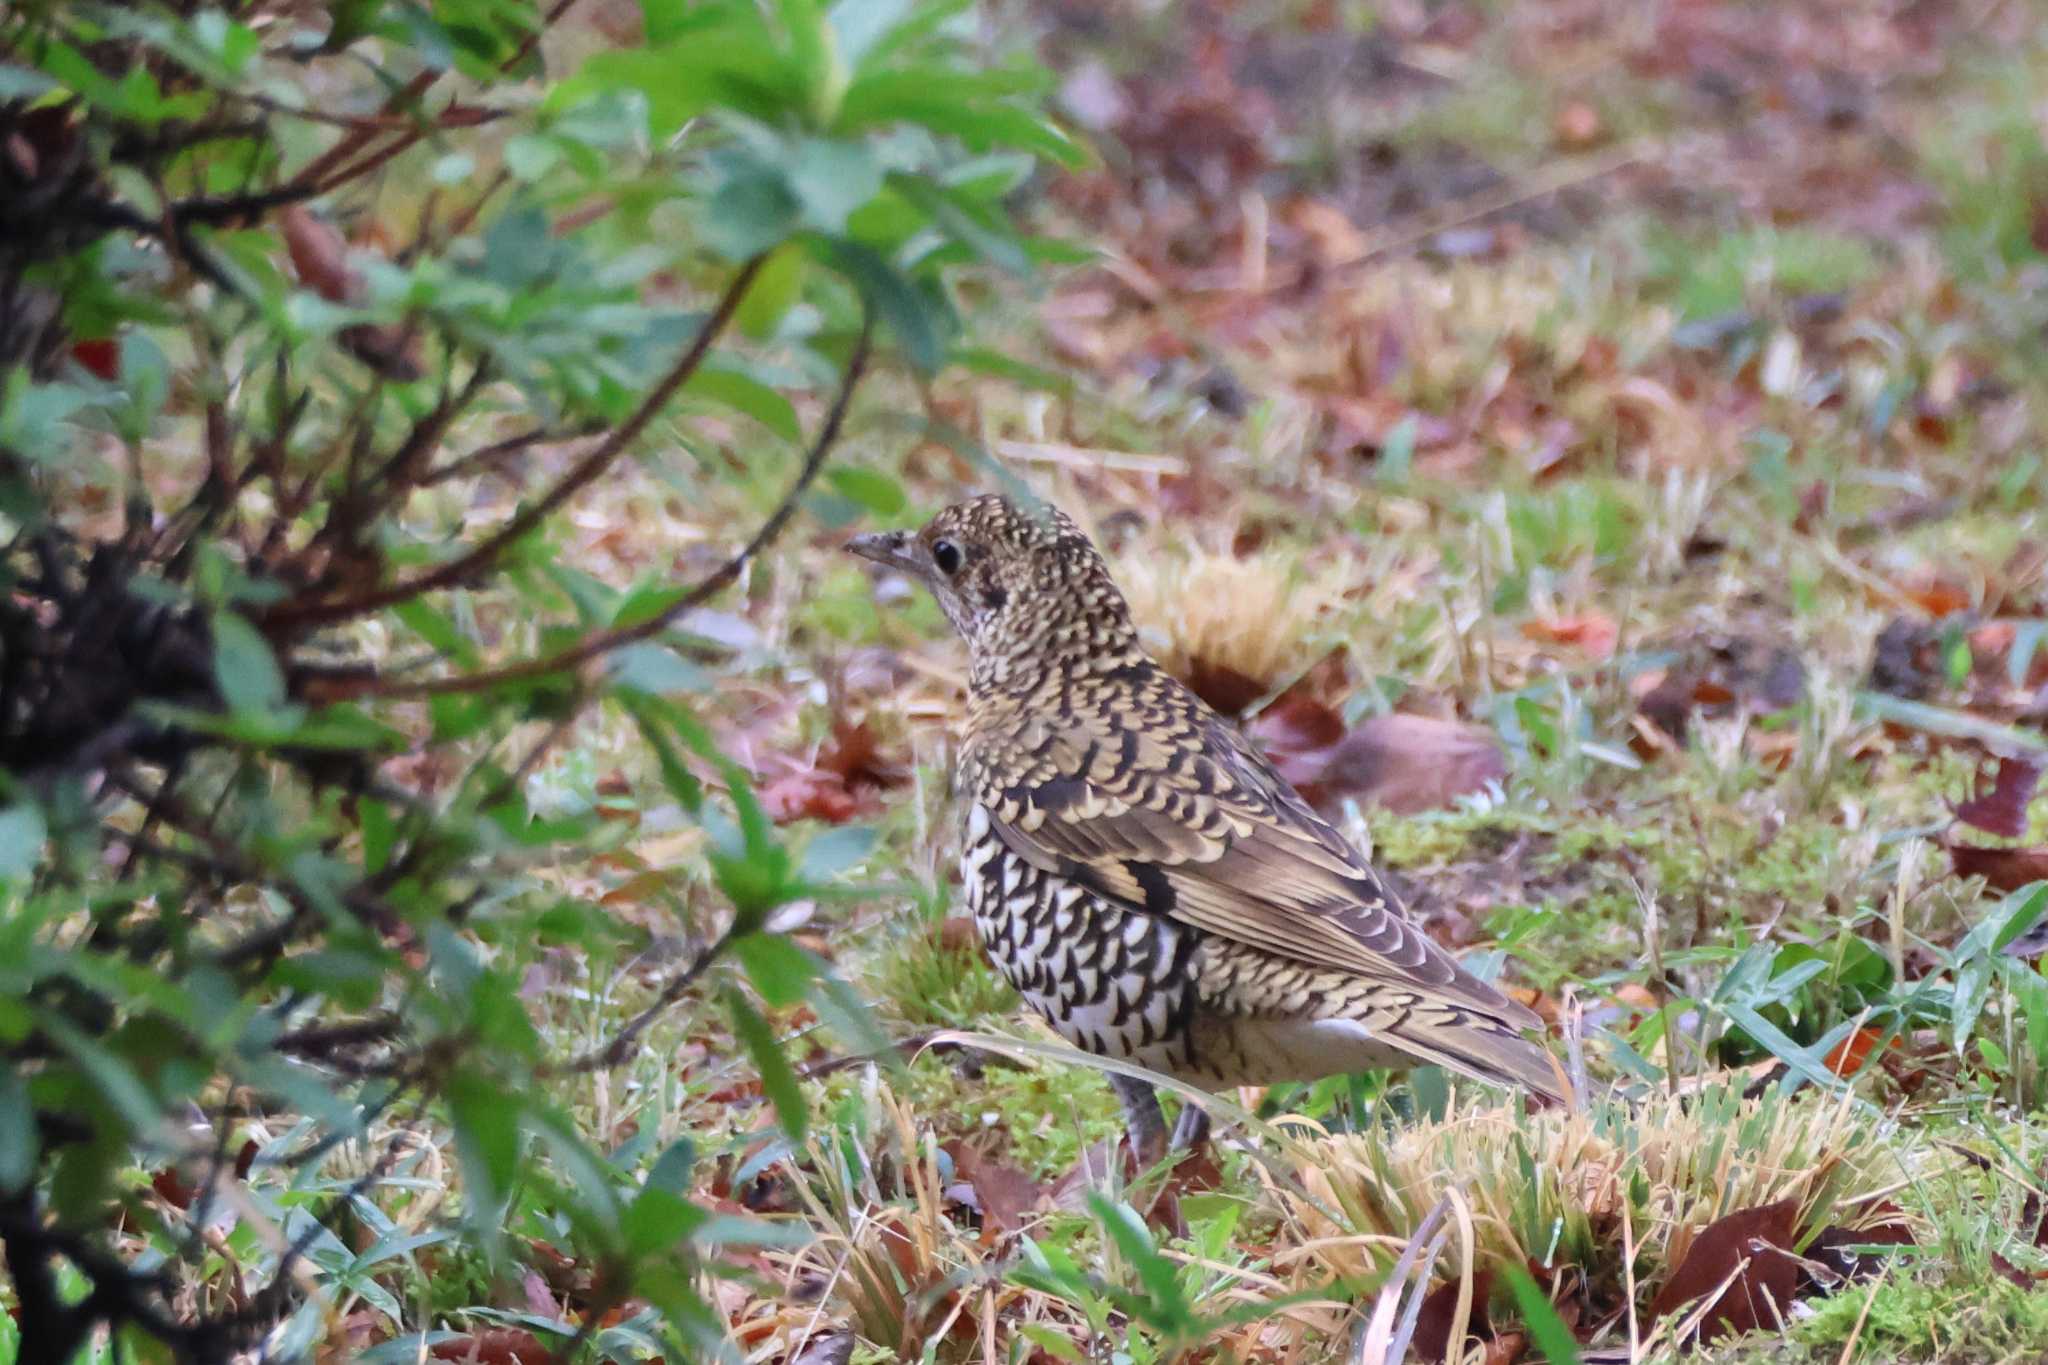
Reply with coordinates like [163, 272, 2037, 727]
[846, 493, 1142, 690]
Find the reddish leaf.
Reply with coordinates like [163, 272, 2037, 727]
[280, 206, 361, 303]
[430, 1328, 553, 1364]
[1899, 576, 1970, 619]
[1947, 842, 2048, 894]
[941, 1140, 1046, 1236]
[1249, 701, 1502, 816]
[1412, 1268, 1495, 1361]
[760, 771, 860, 825]
[1649, 1198, 1801, 1345]
[1952, 755, 2045, 839]
[1820, 1026, 1896, 1078]
[1522, 613, 1619, 659]
[816, 719, 907, 789]
[70, 338, 119, 381]
[1991, 1249, 2048, 1288]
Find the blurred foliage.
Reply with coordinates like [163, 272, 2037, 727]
[0, 0, 1074, 1357]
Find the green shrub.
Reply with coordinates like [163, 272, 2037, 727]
[0, 1, 1075, 1357]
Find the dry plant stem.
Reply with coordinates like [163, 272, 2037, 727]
[268, 252, 769, 631]
[332, 302, 874, 699]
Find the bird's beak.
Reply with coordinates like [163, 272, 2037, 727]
[844, 529, 923, 576]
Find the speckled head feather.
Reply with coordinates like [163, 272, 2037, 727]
[845, 494, 1144, 694]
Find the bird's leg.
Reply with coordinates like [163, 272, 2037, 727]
[1168, 1100, 1210, 1152]
[1107, 1072, 1167, 1167]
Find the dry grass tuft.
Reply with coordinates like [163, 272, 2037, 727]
[1266, 1083, 1925, 1332]
[1115, 543, 1354, 703]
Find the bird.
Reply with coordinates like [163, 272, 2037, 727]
[847, 493, 1562, 1160]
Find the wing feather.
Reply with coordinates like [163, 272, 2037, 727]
[968, 699, 1538, 1029]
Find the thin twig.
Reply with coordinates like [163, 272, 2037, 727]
[315, 301, 873, 699]
[266, 253, 770, 631]
[550, 926, 741, 1074]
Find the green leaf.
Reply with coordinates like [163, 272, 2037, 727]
[1503, 1265, 1584, 1364]
[449, 1071, 520, 1231]
[686, 364, 801, 441]
[733, 933, 818, 1008]
[609, 643, 712, 695]
[394, 600, 480, 666]
[704, 150, 803, 261]
[798, 824, 875, 881]
[823, 466, 905, 516]
[817, 237, 943, 372]
[0, 805, 46, 884]
[726, 988, 807, 1142]
[887, 172, 1030, 275]
[786, 139, 882, 233]
[211, 610, 286, 715]
[781, 0, 846, 124]
[623, 1185, 708, 1257]
[0, 1063, 36, 1191]
[737, 242, 808, 339]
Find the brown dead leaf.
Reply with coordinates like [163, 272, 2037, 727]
[941, 1139, 1046, 1237]
[281, 206, 361, 303]
[1898, 575, 1971, 619]
[1412, 1268, 1495, 1361]
[1252, 697, 1509, 815]
[1803, 1208, 1915, 1289]
[1315, 712, 1508, 815]
[1947, 841, 2048, 893]
[430, 1328, 553, 1364]
[1951, 755, 2044, 839]
[1650, 1198, 1801, 1345]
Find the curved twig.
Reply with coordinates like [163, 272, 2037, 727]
[266, 253, 770, 631]
[312, 304, 875, 700]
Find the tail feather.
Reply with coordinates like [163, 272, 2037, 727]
[1389, 1002, 1568, 1105]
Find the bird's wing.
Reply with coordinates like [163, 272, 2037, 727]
[965, 702, 1537, 1028]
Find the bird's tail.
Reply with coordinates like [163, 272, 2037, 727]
[1389, 999, 1569, 1106]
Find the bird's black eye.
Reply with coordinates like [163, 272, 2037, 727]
[931, 538, 962, 576]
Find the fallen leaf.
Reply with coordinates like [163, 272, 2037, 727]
[1820, 1026, 1896, 1077]
[941, 1139, 1046, 1236]
[1991, 1248, 2048, 1288]
[430, 1328, 553, 1364]
[1951, 755, 2045, 839]
[788, 1330, 856, 1365]
[1899, 575, 1971, 619]
[1412, 1268, 1495, 1361]
[760, 770, 861, 825]
[1522, 613, 1619, 659]
[1802, 1209, 1915, 1289]
[1947, 842, 2048, 894]
[1314, 713, 1508, 815]
[1650, 1198, 1801, 1345]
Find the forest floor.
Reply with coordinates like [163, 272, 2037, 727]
[380, 3, 2048, 1362]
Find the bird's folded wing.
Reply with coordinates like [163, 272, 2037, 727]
[974, 725, 1536, 1025]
